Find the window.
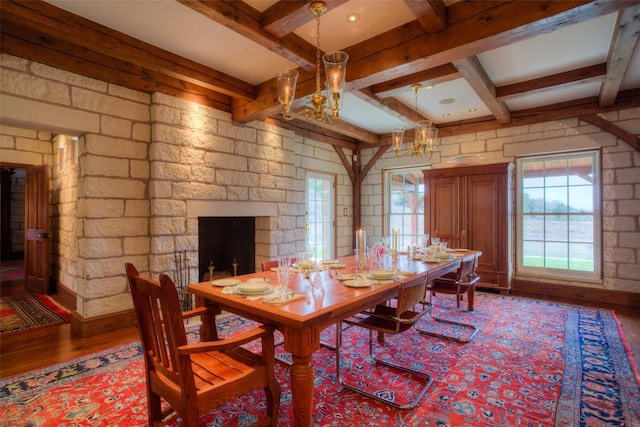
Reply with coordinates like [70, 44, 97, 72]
[306, 172, 335, 260]
[385, 168, 426, 249]
[517, 150, 601, 280]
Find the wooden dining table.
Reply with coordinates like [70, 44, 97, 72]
[188, 252, 477, 427]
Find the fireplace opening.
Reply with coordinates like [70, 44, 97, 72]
[198, 217, 255, 281]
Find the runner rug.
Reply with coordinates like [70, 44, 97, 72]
[0, 293, 70, 336]
[1, 293, 638, 426]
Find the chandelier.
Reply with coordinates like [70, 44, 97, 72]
[276, 2, 348, 124]
[392, 84, 439, 158]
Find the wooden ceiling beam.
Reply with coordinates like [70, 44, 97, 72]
[599, 5, 640, 107]
[402, 0, 448, 34]
[264, 117, 358, 151]
[262, 0, 348, 38]
[579, 114, 640, 151]
[353, 88, 429, 126]
[453, 56, 511, 124]
[372, 64, 460, 98]
[496, 63, 607, 102]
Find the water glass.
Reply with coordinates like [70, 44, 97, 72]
[277, 255, 291, 296]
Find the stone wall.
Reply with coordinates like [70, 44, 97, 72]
[51, 135, 79, 293]
[360, 111, 640, 293]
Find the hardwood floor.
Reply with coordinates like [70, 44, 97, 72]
[1, 291, 639, 380]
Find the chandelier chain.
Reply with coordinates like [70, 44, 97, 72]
[315, 11, 322, 96]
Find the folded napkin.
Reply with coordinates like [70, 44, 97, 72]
[397, 270, 416, 276]
[261, 293, 306, 306]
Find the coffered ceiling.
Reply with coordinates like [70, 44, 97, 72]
[1, 0, 639, 151]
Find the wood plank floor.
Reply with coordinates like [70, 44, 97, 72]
[1, 291, 639, 379]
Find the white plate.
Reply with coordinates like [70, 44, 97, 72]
[368, 273, 399, 281]
[321, 259, 339, 264]
[327, 263, 346, 269]
[336, 273, 357, 280]
[234, 286, 272, 296]
[343, 279, 375, 288]
[247, 278, 270, 283]
[369, 270, 394, 280]
[424, 256, 452, 263]
[211, 278, 241, 287]
[237, 282, 270, 294]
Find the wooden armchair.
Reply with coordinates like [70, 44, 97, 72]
[125, 263, 280, 427]
[336, 274, 434, 408]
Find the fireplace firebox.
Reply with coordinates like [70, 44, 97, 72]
[198, 217, 255, 281]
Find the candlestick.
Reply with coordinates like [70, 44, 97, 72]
[393, 228, 398, 257]
[356, 229, 366, 270]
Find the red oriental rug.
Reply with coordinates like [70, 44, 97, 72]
[0, 293, 638, 426]
[0, 293, 70, 336]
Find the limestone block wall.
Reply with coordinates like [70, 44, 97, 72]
[50, 135, 79, 293]
[360, 110, 640, 293]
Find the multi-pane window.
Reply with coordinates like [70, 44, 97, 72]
[517, 150, 601, 280]
[386, 169, 425, 249]
[306, 172, 335, 260]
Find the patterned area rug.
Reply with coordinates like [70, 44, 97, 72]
[0, 293, 70, 336]
[1, 293, 638, 426]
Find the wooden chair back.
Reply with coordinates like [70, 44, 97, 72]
[261, 260, 278, 272]
[433, 229, 466, 248]
[126, 264, 192, 391]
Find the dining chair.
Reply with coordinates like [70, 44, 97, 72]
[260, 260, 279, 272]
[432, 229, 466, 248]
[124, 263, 280, 427]
[418, 253, 480, 342]
[335, 274, 434, 409]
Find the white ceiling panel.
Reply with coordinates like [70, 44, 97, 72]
[479, 13, 617, 86]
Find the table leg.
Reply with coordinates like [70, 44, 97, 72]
[284, 327, 320, 427]
[468, 284, 476, 311]
[290, 353, 314, 427]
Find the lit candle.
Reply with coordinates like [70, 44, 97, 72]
[357, 229, 364, 257]
[393, 228, 398, 256]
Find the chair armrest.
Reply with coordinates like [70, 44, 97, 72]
[181, 306, 208, 320]
[177, 325, 274, 355]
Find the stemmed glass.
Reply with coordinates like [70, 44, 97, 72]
[277, 255, 291, 297]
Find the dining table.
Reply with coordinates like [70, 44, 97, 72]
[188, 251, 479, 427]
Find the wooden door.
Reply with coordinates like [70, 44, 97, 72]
[25, 165, 50, 294]
[466, 173, 500, 283]
[426, 175, 462, 237]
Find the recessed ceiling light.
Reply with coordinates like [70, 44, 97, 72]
[439, 98, 455, 105]
[442, 113, 451, 117]
[468, 107, 477, 112]
[425, 84, 434, 90]
[346, 13, 359, 23]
